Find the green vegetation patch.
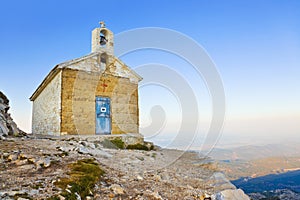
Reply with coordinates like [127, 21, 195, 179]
[151, 153, 157, 158]
[54, 159, 104, 200]
[46, 196, 60, 200]
[126, 143, 150, 151]
[101, 138, 125, 149]
[100, 138, 154, 151]
[13, 193, 33, 200]
[126, 142, 154, 151]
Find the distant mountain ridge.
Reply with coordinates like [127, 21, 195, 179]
[232, 170, 300, 193]
[210, 143, 300, 161]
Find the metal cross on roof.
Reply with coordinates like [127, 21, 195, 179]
[100, 21, 106, 28]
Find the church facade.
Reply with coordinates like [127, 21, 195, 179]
[30, 22, 142, 136]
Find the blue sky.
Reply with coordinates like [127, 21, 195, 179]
[0, 0, 299, 147]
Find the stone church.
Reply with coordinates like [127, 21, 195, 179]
[30, 22, 142, 136]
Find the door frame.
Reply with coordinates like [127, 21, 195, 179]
[95, 96, 111, 135]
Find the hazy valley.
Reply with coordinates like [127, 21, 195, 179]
[209, 143, 300, 199]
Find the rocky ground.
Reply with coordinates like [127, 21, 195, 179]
[0, 135, 249, 200]
[0, 91, 249, 200]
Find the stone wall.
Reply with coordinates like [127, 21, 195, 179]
[32, 71, 62, 135]
[98, 74, 139, 134]
[61, 69, 99, 135]
[61, 54, 139, 135]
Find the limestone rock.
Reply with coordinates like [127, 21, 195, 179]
[76, 145, 112, 158]
[77, 147, 90, 154]
[35, 157, 51, 168]
[0, 190, 27, 198]
[58, 195, 66, 200]
[74, 192, 81, 200]
[213, 189, 250, 200]
[136, 175, 143, 181]
[7, 154, 18, 162]
[0, 91, 26, 137]
[110, 184, 125, 195]
[147, 191, 163, 200]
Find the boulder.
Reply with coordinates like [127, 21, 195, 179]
[213, 189, 250, 200]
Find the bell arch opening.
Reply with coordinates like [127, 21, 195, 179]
[100, 30, 107, 47]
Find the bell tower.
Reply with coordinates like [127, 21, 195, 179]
[91, 21, 114, 55]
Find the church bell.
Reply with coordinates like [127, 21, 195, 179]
[100, 35, 107, 45]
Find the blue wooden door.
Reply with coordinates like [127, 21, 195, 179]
[95, 97, 111, 134]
